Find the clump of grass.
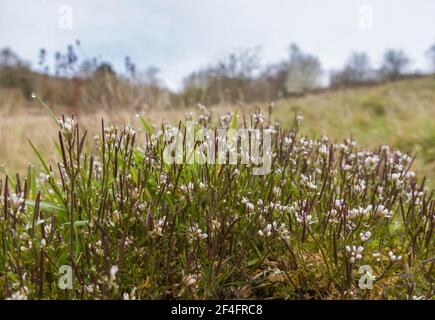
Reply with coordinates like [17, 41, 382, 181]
[0, 103, 433, 300]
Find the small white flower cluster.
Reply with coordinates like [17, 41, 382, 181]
[388, 250, 402, 262]
[354, 179, 367, 192]
[253, 112, 265, 124]
[390, 173, 403, 186]
[257, 221, 290, 240]
[110, 265, 119, 281]
[187, 223, 208, 243]
[241, 197, 255, 212]
[346, 245, 364, 263]
[93, 240, 104, 256]
[123, 126, 136, 137]
[283, 136, 293, 147]
[258, 224, 273, 237]
[210, 219, 221, 233]
[123, 287, 138, 300]
[182, 273, 199, 287]
[7, 286, 29, 300]
[20, 239, 33, 252]
[300, 174, 317, 191]
[362, 154, 380, 170]
[180, 182, 195, 193]
[348, 205, 372, 219]
[101, 265, 119, 291]
[150, 216, 166, 237]
[372, 252, 381, 262]
[10, 192, 25, 208]
[342, 163, 353, 171]
[38, 172, 53, 183]
[295, 210, 312, 225]
[374, 204, 392, 218]
[219, 112, 235, 127]
[318, 143, 328, 156]
[405, 190, 424, 205]
[273, 186, 281, 196]
[199, 182, 206, 191]
[158, 172, 168, 184]
[334, 199, 345, 210]
[104, 126, 118, 143]
[197, 104, 211, 123]
[296, 114, 304, 125]
[59, 117, 75, 134]
[360, 230, 372, 242]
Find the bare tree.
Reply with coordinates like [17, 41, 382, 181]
[182, 47, 261, 105]
[0, 47, 22, 66]
[426, 43, 435, 73]
[285, 44, 322, 95]
[381, 49, 410, 80]
[331, 52, 373, 86]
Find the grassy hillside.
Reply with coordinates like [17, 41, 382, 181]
[1, 76, 434, 187]
[272, 76, 435, 187]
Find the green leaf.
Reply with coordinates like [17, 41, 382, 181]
[62, 220, 89, 227]
[231, 109, 238, 130]
[27, 163, 37, 199]
[27, 139, 50, 174]
[34, 94, 60, 128]
[138, 115, 154, 134]
[26, 200, 67, 215]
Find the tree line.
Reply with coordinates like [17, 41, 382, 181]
[1, 41, 435, 110]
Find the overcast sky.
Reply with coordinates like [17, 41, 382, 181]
[1, 0, 435, 89]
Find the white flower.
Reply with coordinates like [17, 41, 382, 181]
[199, 182, 206, 191]
[182, 274, 197, 286]
[375, 204, 392, 218]
[391, 173, 400, 181]
[406, 171, 416, 179]
[123, 288, 137, 300]
[110, 265, 119, 281]
[59, 117, 75, 134]
[7, 287, 29, 300]
[343, 164, 352, 171]
[187, 224, 208, 243]
[296, 115, 304, 124]
[360, 231, 372, 242]
[335, 199, 344, 209]
[273, 187, 281, 196]
[319, 144, 328, 155]
[284, 137, 293, 146]
[124, 126, 136, 136]
[265, 224, 272, 237]
[346, 245, 364, 263]
[10, 192, 25, 208]
[151, 216, 166, 237]
[388, 251, 402, 262]
[241, 198, 254, 212]
[372, 252, 381, 262]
